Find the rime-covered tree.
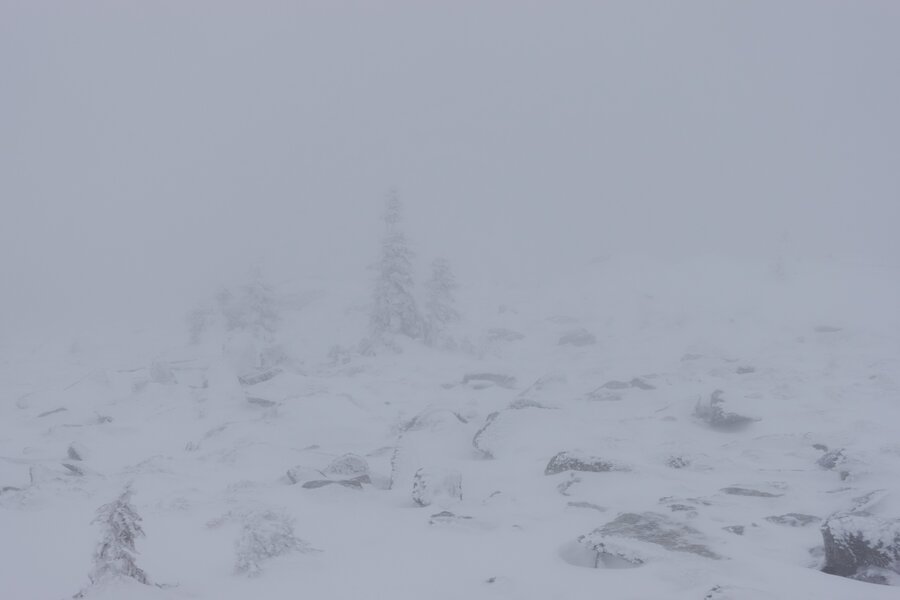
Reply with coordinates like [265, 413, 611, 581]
[424, 257, 460, 346]
[187, 265, 284, 369]
[88, 486, 149, 586]
[218, 264, 280, 341]
[369, 190, 424, 340]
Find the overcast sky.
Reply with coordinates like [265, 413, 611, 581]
[2, 1, 898, 336]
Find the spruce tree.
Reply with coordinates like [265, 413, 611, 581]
[369, 190, 424, 340]
[424, 257, 460, 346]
[88, 486, 149, 585]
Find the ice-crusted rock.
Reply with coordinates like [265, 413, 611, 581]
[577, 512, 721, 567]
[545, 451, 627, 475]
[462, 373, 516, 389]
[238, 368, 282, 386]
[509, 373, 566, 409]
[558, 329, 597, 346]
[484, 328, 524, 342]
[694, 390, 758, 431]
[284, 466, 325, 485]
[323, 454, 369, 479]
[301, 476, 368, 490]
[765, 513, 820, 527]
[428, 511, 474, 526]
[817, 448, 847, 470]
[412, 468, 462, 507]
[821, 510, 900, 583]
[586, 377, 656, 400]
[720, 486, 784, 498]
[472, 412, 501, 459]
[401, 408, 467, 432]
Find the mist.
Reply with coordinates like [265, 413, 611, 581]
[3, 1, 898, 338]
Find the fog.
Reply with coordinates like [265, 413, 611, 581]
[3, 1, 898, 337]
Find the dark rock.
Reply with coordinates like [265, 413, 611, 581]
[62, 463, 84, 476]
[558, 329, 597, 347]
[629, 378, 656, 390]
[666, 456, 691, 469]
[818, 449, 847, 470]
[821, 511, 900, 581]
[301, 475, 368, 490]
[694, 390, 758, 431]
[736, 366, 756, 374]
[246, 397, 278, 407]
[720, 487, 784, 498]
[813, 443, 829, 452]
[67, 444, 85, 461]
[723, 525, 745, 536]
[545, 451, 626, 475]
[579, 512, 721, 564]
[765, 513, 820, 527]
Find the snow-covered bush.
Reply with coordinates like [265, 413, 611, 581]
[234, 510, 313, 576]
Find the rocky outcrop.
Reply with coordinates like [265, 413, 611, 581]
[821, 510, 900, 584]
[577, 512, 721, 567]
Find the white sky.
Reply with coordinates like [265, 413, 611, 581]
[2, 1, 898, 335]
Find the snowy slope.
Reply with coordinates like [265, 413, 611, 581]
[2, 255, 899, 600]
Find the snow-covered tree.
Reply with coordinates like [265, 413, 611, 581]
[424, 257, 460, 347]
[369, 190, 424, 340]
[88, 486, 149, 586]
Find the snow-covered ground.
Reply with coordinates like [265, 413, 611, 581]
[2, 255, 899, 599]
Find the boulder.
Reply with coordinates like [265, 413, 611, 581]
[323, 454, 370, 479]
[412, 468, 462, 507]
